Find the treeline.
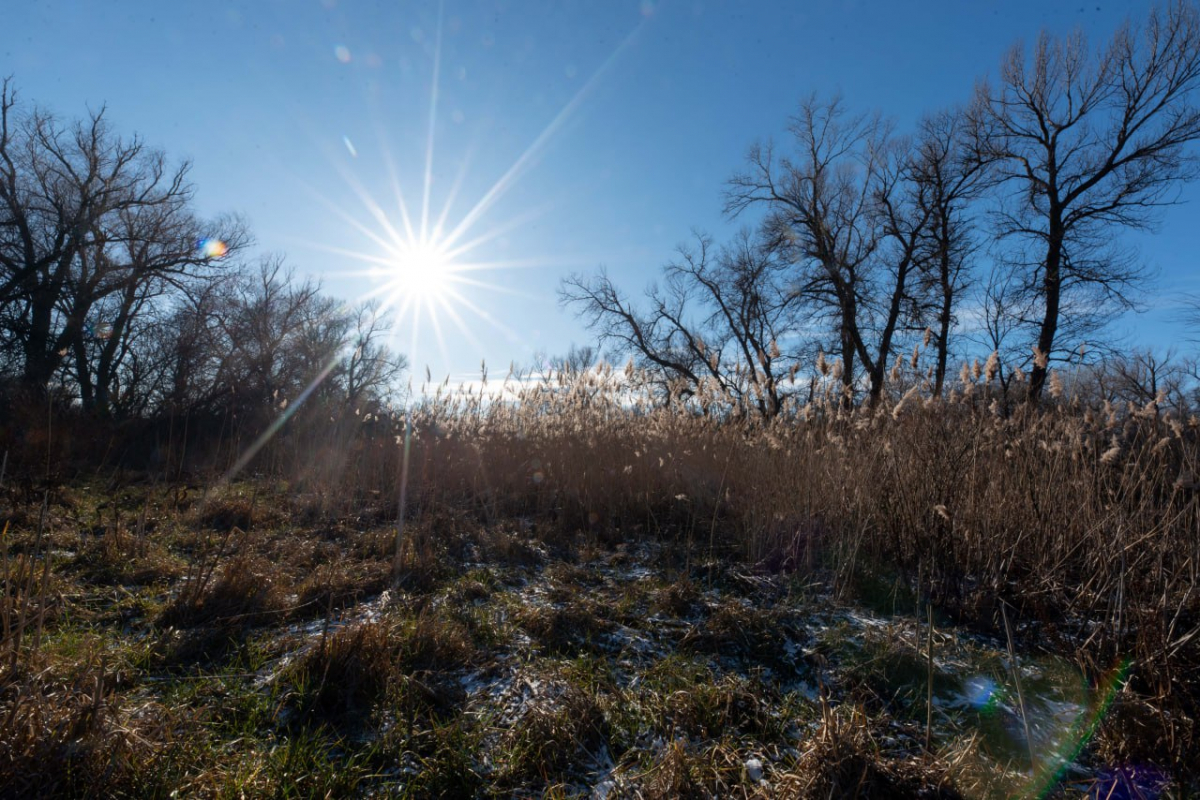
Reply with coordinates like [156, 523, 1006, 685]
[0, 79, 406, 460]
[562, 2, 1200, 417]
[6, 3, 1200, 460]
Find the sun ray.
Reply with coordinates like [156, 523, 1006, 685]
[288, 240, 400, 269]
[350, 279, 413, 308]
[290, 240, 597, 281]
[219, 354, 342, 487]
[450, 255, 601, 271]
[262, 108, 418, 257]
[441, 285, 521, 342]
[302, 124, 416, 254]
[446, 275, 539, 299]
[337, 169, 412, 251]
[408, 300, 422, 377]
[442, 203, 554, 262]
[432, 145, 476, 241]
[420, 0, 445, 244]
[440, 20, 648, 254]
[375, 123, 419, 244]
[290, 174, 399, 255]
[434, 292, 488, 355]
[424, 295, 453, 373]
[296, 13, 651, 394]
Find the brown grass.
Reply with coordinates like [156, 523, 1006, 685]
[160, 553, 283, 630]
[287, 608, 478, 726]
[516, 599, 614, 655]
[653, 577, 703, 617]
[679, 599, 796, 666]
[295, 559, 391, 614]
[288, 620, 395, 719]
[0, 655, 184, 798]
[779, 705, 960, 798]
[0, 359, 1197, 789]
[346, 367, 1198, 775]
[494, 680, 610, 785]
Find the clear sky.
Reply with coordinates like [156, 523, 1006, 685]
[6, 0, 1198, 385]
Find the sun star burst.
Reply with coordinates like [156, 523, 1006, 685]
[382, 240, 455, 303]
[290, 6, 647, 380]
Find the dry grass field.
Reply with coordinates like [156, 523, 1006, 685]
[1, 364, 1197, 798]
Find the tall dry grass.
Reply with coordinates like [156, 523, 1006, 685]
[254, 358, 1199, 771]
[3, 352, 1197, 777]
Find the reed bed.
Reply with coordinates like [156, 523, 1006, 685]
[339, 363, 1200, 766]
[0, 357, 1197, 794]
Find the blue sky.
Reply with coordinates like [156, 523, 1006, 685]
[6, 0, 1198, 383]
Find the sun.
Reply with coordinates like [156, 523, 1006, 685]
[289, 7, 647, 374]
[386, 241, 454, 302]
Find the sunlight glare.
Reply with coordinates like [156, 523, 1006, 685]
[299, 7, 649, 380]
[384, 241, 454, 302]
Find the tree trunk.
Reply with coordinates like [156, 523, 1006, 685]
[21, 289, 57, 391]
[934, 294, 952, 399]
[73, 339, 94, 410]
[839, 309, 856, 409]
[1028, 225, 1064, 404]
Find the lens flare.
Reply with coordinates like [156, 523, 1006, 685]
[1088, 764, 1169, 800]
[962, 675, 1001, 714]
[197, 238, 228, 258]
[1025, 658, 1134, 798]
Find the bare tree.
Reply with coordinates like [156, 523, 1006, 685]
[973, 1, 1200, 402]
[560, 231, 802, 417]
[524, 343, 598, 380]
[976, 262, 1037, 397]
[559, 264, 708, 407]
[0, 79, 247, 401]
[726, 98, 883, 404]
[146, 277, 243, 416]
[555, 343, 598, 377]
[218, 256, 327, 416]
[727, 96, 954, 407]
[134, 269, 405, 422]
[1184, 292, 1200, 343]
[342, 301, 407, 408]
[663, 230, 800, 417]
[68, 208, 246, 414]
[911, 108, 992, 396]
[1092, 347, 1194, 413]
